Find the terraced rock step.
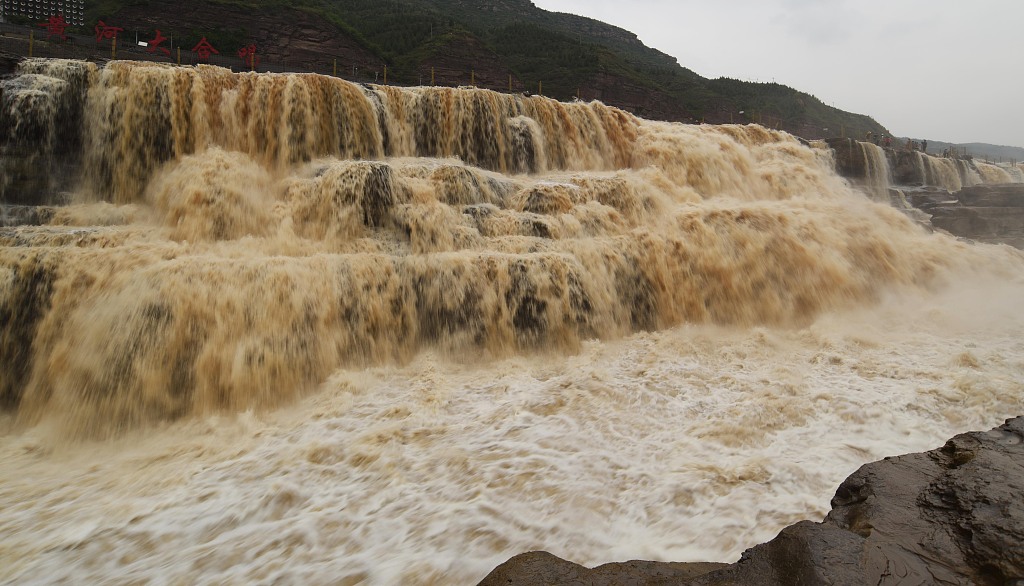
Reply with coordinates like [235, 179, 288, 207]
[913, 184, 1024, 248]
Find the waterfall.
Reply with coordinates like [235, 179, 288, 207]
[0, 59, 95, 204]
[857, 141, 891, 201]
[919, 152, 964, 192]
[0, 59, 1014, 437]
[974, 161, 1018, 184]
[3, 57, 1024, 586]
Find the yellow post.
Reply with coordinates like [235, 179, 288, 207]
[177, 47, 181, 66]
[112, 36, 116, 59]
[471, 70, 475, 86]
[29, 30, 33, 58]
[431, 67, 435, 86]
[250, 52, 255, 71]
[383, 65, 387, 85]
[333, 59, 337, 77]
[508, 74, 512, 92]
[576, 87, 580, 100]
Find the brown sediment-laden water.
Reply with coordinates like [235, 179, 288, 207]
[1, 59, 1023, 584]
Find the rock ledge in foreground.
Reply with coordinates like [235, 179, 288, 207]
[479, 417, 1024, 585]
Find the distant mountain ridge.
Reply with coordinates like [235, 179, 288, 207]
[75, 0, 891, 139]
[918, 140, 1024, 162]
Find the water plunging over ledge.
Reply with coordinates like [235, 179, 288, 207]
[1, 59, 1023, 584]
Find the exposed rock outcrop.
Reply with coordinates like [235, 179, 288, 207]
[824, 137, 871, 179]
[479, 417, 1024, 585]
[479, 553, 727, 586]
[912, 184, 1024, 248]
[0, 52, 19, 76]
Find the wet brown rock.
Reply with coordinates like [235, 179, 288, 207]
[478, 551, 726, 586]
[923, 184, 1024, 248]
[824, 137, 869, 178]
[957, 183, 1024, 208]
[0, 52, 18, 76]
[479, 417, 1024, 585]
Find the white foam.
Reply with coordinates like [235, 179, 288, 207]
[2, 276, 1022, 584]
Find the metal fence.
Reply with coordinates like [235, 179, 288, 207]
[1, 21, 380, 79]
[0, 21, 531, 92]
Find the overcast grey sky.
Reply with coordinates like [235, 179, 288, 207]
[532, 0, 1024, 147]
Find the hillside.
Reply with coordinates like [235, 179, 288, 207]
[920, 140, 1024, 162]
[72, 0, 888, 139]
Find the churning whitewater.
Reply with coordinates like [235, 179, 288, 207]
[1, 59, 1023, 584]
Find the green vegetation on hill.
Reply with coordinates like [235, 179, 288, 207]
[80, 0, 890, 139]
[706, 78, 881, 136]
[489, 22, 602, 97]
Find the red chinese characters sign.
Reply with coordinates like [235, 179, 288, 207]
[192, 37, 219, 62]
[147, 29, 171, 56]
[94, 20, 123, 43]
[237, 44, 259, 68]
[38, 15, 69, 40]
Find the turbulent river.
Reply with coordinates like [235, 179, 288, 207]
[1, 60, 1022, 584]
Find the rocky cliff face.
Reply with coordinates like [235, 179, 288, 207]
[412, 33, 523, 90]
[480, 417, 1024, 585]
[585, 71, 695, 122]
